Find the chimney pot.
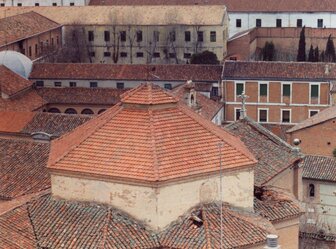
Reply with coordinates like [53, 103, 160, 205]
[264, 234, 280, 249]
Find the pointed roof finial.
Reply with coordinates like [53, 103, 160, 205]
[238, 91, 249, 119]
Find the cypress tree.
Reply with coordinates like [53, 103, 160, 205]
[325, 34, 336, 62]
[308, 45, 314, 62]
[320, 50, 325, 62]
[297, 26, 306, 61]
[314, 46, 319, 62]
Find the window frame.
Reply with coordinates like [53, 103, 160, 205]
[210, 31, 216, 42]
[234, 107, 241, 121]
[256, 19, 262, 27]
[136, 30, 143, 42]
[258, 82, 269, 101]
[235, 82, 245, 100]
[136, 52, 143, 58]
[297, 19, 303, 28]
[309, 109, 319, 117]
[120, 52, 128, 58]
[104, 31, 110, 42]
[317, 19, 323, 28]
[281, 109, 291, 123]
[69, 81, 77, 87]
[54, 81, 62, 87]
[309, 183, 315, 197]
[197, 31, 203, 42]
[88, 31, 94, 42]
[276, 19, 282, 27]
[90, 82, 98, 88]
[258, 108, 269, 123]
[236, 19, 242, 28]
[164, 83, 172, 90]
[116, 82, 124, 89]
[310, 83, 320, 103]
[185, 31, 191, 42]
[120, 31, 126, 42]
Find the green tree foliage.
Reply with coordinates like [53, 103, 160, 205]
[320, 50, 325, 62]
[297, 26, 306, 61]
[262, 41, 275, 61]
[308, 45, 314, 62]
[325, 34, 336, 62]
[190, 50, 219, 64]
[313, 46, 319, 62]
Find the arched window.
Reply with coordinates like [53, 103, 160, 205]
[98, 109, 106, 114]
[309, 184, 315, 197]
[65, 108, 77, 114]
[48, 108, 61, 113]
[81, 108, 94, 115]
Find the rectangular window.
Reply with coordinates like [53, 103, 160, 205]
[35, 44, 38, 55]
[104, 31, 110, 42]
[236, 19, 242, 28]
[235, 108, 241, 121]
[117, 82, 124, 89]
[51, 38, 54, 46]
[153, 31, 159, 42]
[54, 82, 62, 87]
[29, 46, 32, 57]
[136, 52, 143, 58]
[0, 3, 5, 6]
[259, 109, 268, 122]
[35, 3, 39, 6]
[52, 2, 57, 6]
[69, 82, 77, 87]
[88, 31, 94, 42]
[89, 51, 95, 57]
[90, 82, 98, 88]
[276, 19, 282, 27]
[211, 87, 219, 97]
[185, 31, 191, 42]
[120, 52, 127, 57]
[318, 19, 323, 28]
[184, 53, 191, 59]
[153, 52, 160, 58]
[210, 31, 216, 42]
[197, 31, 203, 42]
[256, 19, 262, 27]
[297, 19, 303, 27]
[311, 85, 319, 98]
[169, 53, 176, 58]
[309, 110, 319, 117]
[164, 83, 172, 90]
[104, 51, 111, 57]
[236, 83, 244, 96]
[56, 36, 59, 45]
[282, 84, 291, 97]
[35, 80, 44, 87]
[17, 3, 22, 6]
[136, 30, 143, 42]
[70, 2, 74, 5]
[120, 31, 126, 42]
[282, 110, 290, 123]
[259, 83, 268, 96]
[169, 31, 176, 42]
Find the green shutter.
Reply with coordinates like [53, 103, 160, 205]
[283, 84, 291, 96]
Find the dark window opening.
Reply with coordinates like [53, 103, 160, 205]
[117, 82, 124, 89]
[69, 82, 77, 87]
[210, 31, 216, 42]
[136, 52, 143, 58]
[90, 82, 98, 88]
[120, 31, 126, 42]
[17, 3, 22, 6]
[259, 84, 268, 96]
[282, 110, 290, 123]
[65, 108, 77, 114]
[297, 19, 303, 27]
[120, 52, 127, 57]
[235, 109, 241, 121]
[136, 30, 143, 42]
[70, 2, 74, 5]
[211, 87, 219, 97]
[88, 31, 94, 42]
[309, 184, 315, 197]
[282, 84, 291, 96]
[185, 31, 191, 42]
[197, 31, 203, 42]
[52, 2, 57, 6]
[236, 19, 242, 28]
[81, 109, 94, 115]
[311, 85, 319, 98]
[153, 31, 160, 42]
[153, 52, 160, 58]
[169, 31, 176, 42]
[259, 109, 267, 122]
[89, 51, 95, 57]
[104, 52, 111, 57]
[169, 53, 176, 58]
[256, 19, 262, 27]
[310, 110, 318, 117]
[236, 83, 244, 96]
[184, 53, 191, 59]
[104, 31, 110, 42]
[35, 80, 44, 87]
[35, 3, 39, 6]
[164, 83, 172, 90]
[48, 108, 61, 113]
[54, 82, 61, 87]
[318, 19, 323, 28]
[276, 19, 282, 27]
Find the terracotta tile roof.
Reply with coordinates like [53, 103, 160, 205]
[223, 61, 336, 81]
[0, 137, 50, 200]
[172, 83, 223, 121]
[30, 63, 222, 82]
[302, 155, 336, 182]
[300, 231, 336, 242]
[0, 111, 35, 133]
[287, 105, 336, 133]
[194, 82, 213, 92]
[36, 87, 126, 105]
[160, 202, 272, 248]
[0, 194, 159, 248]
[0, 6, 226, 26]
[48, 83, 256, 183]
[254, 187, 302, 222]
[0, 205, 36, 248]
[0, 89, 45, 112]
[121, 83, 178, 104]
[0, 11, 61, 47]
[225, 117, 300, 187]
[0, 66, 32, 97]
[22, 112, 92, 137]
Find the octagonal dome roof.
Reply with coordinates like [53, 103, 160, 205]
[0, 51, 32, 79]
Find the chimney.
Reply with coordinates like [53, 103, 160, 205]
[264, 234, 280, 249]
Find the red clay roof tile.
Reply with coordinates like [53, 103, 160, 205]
[0, 65, 32, 97]
[48, 83, 256, 183]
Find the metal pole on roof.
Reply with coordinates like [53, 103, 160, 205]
[218, 142, 224, 249]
